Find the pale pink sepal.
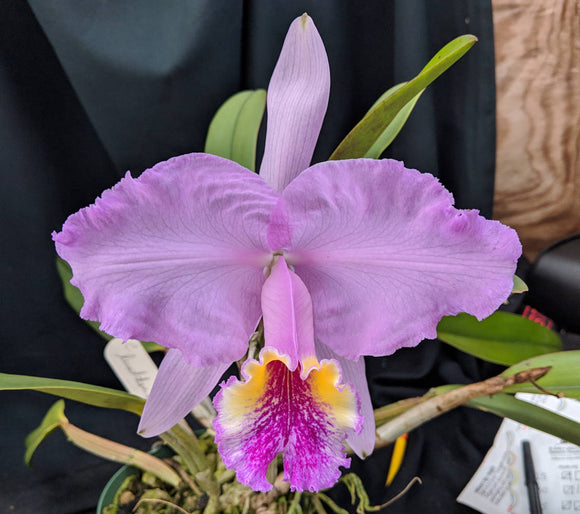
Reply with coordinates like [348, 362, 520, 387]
[275, 158, 522, 359]
[138, 349, 230, 437]
[259, 14, 330, 192]
[261, 258, 316, 375]
[53, 153, 279, 366]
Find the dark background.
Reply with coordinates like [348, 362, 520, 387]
[1, 1, 501, 512]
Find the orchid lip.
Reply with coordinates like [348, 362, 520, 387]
[213, 348, 362, 492]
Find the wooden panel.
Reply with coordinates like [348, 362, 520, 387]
[492, 0, 580, 258]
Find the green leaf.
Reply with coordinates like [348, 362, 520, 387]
[56, 257, 82, 313]
[428, 383, 580, 445]
[437, 312, 562, 365]
[501, 351, 580, 399]
[330, 35, 477, 160]
[204, 89, 267, 171]
[25, 400, 67, 466]
[363, 83, 423, 158]
[0, 373, 144, 415]
[56, 257, 112, 341]
[25, 401, 182, 486]
[140, 341, 165, 353]
[468, 393, 580, 446]
[512, 274, 528, 294]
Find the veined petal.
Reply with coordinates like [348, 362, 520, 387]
[273, 158, 521, 359]
[261, 257, 316, 375]
[213, 348, 361, 492]
[53, 153, 279, 365]
[316, 342, 375, 459]
[139, 349, 230, 437]
[259, 14, 330, 192]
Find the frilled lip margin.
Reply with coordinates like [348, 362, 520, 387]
[213, 348, 362, 492]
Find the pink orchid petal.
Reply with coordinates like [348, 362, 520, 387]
[259, 14, 330, 192]
[261, 257, 316, 375]
[213, 349, 361, 492]
[139, 349, 230, 437]
[316, 342, 375, 459]
[53, 153, 279, 365]
[272, 158, 521, 359]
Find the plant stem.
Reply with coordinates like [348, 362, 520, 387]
[217, 468, 236, 485]
[376, 366, 551, 443]
[288, 492, 302, 514]
[311, 496, 329, 514]
[166, 457, 204, 495]
[373, 396, 433, 426]
[159, 421, 209, 475]
[377, 477, 423, 510]
[61, 421, 181, 487]
[133, 498, 190, 514]
[316, 494, 349, 514]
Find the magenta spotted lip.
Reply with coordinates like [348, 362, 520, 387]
[214, 353, 361, 492]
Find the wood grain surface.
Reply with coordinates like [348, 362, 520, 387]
[492, 0, 580, 259]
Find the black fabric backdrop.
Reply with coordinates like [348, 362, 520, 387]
[1, 1, 500, 512]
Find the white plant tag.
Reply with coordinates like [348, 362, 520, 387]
[104, 338, 158, 399]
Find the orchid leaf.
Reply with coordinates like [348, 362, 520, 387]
[512, 274, 528, 294]
[467, 393, 580, 446]
[423, 383, 580, 445]
[501, 351, 580, 399]
[363, 83, 424, 158]
[204, 89, 267, 171]
[25, 400, 66, 466]
[25, 400, 181, 486]
[437, 312, 562, 365]
[140, 341, 164, 353]
[0, 373, 144, 415]
[330, 35, 477, 160]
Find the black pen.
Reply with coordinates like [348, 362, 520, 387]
[522, 440, 543, 514]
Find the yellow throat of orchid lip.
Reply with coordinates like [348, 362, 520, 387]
[222, 347, 358, 430]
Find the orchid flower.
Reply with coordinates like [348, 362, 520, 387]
[53, 15, 521, 492]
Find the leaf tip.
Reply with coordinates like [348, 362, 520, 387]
[512, 275, 529, 295]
